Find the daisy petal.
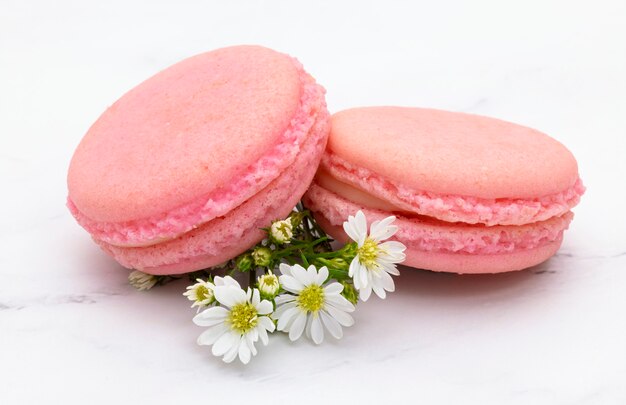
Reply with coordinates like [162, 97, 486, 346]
[288, 312, 307, 341]
[291, 264, 313, 286]
[343, 216, 361, 243]
[251, 289, 261, 306]
[324, 305, 355, 327]
[279, 263, 293, 276]
[369, 216, 397, 241]
[305, 314, 313, 340]
[255, 299, 273, 315]
[325, 294, 355, 312]
[358, 263, 369, 289]
[238, 339, 251, 364]
[320, 310, 343, 339]
[359, 285, 372, 302]
[315, 266, 329, 285]
[273, 301, 296, 319]
[276, 306, 299, 331]
[212, 331, 239, 357]
[258, 316, 275, 335]
[257, 324, 269, 346]
[379, 270, 396, 292]
[222, 341, 240, 363]
[311, 315, 324, 344]
[197, 322, 229, 346]
[372, 283, 386, 299]
[274, 294, 296, 305]
[354, 211, 368, 245]
[377, 260, 401, 276]
[214, 276, 240, 288]
[379, 241, 407, 258]
[351, 262, 363, 290]
[348, 257, 360, 279]
[193, 306, 229, 327]
[324, 282, 343, 295]
[214, 286, 247, 308]
[279, 275, 304, 294]
[246, 333, 257, 356]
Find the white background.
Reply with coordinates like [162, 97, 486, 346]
[1, 1, 625, 404]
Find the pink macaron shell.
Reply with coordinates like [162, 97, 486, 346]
[303, 183, 572, 273]
[315, 214, 563, 274]
[321, 153, 584, 226]
[329, 107, 580, 200]
[68, 46, 324, 247]
[98, 106, 330, 275]
[324, 107, 584, 226]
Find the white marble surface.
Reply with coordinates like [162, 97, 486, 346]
[2, 1, 626, 403]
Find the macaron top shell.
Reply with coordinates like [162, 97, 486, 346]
[328, 107, 579, 200]
[69, 45, 302, 224]
[68, 45, 327, 247]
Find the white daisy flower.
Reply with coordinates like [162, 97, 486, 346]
[128, 270, 157, 291]
[274, 263, 355, 344]
[257, 270, 280, 299]
[193, 276, 275, 364]
[183, 278, 215, 311]
[344, 210, 406, 301]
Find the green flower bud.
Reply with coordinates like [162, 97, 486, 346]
[270, 219, 293, 245]
[235, 253, 253, 272]
[340, 280, 358, 305]
[339, 242, 359, 262]
[288, 211, 307, 228]
[252, 246, 273, 267]
[328, 257, 349, 271]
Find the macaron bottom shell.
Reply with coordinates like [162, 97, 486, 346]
[314, 214, 563, 274]
[304, 183, 573, 274]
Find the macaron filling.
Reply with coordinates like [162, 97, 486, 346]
[321, 153, 585, 226]
[68, 61, 326, 248]
[304, 182, 573, 256]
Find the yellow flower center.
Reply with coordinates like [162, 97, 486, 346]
[297, 285, 325, 313]
[195, 285, 211, 301]
[228, 302, 258, 334]
[261, 275, 277, 286]
[358, 237, 381, 268]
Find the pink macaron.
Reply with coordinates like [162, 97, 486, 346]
[303, 107, 585, 274]
[67, 45, 330, 274]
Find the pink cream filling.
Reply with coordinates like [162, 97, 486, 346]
[68, 60, 326, 247]
[321, 153, 585, 226]
[303, 182, 573, 255]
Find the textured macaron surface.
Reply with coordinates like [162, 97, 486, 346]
[305, 106, 584, 273]
[68, 45, 325, 247]
[329, 107, 580, 198]
[304, 183, 573, 274]
[99, 110, 330, 274]
[323, 107, 584, 225]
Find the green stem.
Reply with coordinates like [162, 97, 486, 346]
[300, 252, 309, 267]
[305, 250, 343, 259]
[249, 268, 256, 288]
[273, 237, 330, 258]
[327, 268, 350, 281]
